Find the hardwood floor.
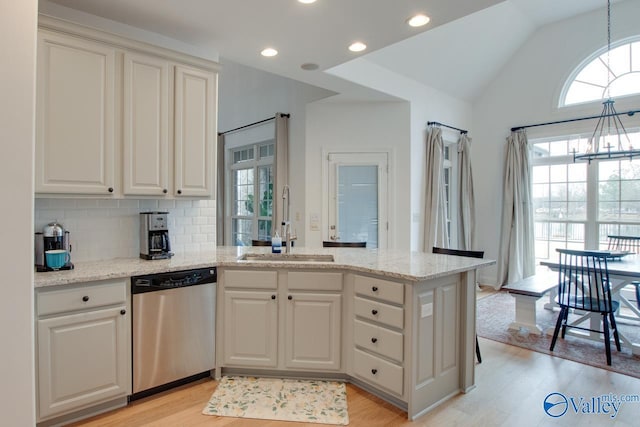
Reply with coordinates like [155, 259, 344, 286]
[68, 338, 640, 427]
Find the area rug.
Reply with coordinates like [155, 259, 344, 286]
[202, 376, 349, 425]
[477, 290, 640, 378]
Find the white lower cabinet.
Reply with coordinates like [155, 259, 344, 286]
[284, 292, 342, 370]
[351, 274, 405, 397]
[222, 290, 278, 367]
[36, 279, 130, 422]
[220, 269, 342, 372]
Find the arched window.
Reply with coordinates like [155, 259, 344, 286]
[561, 38, 640, 107]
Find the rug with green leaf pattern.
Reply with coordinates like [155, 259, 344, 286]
[202, 376, 349, 425]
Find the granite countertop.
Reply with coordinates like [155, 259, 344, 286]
[34, 246, 495, 289]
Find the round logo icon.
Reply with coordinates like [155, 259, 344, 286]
[543, 392, 568, 417]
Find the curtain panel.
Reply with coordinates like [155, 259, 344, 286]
[497, 130, 536, 285]
[423, 126, 449, 251]
[457, 133, 475, 251]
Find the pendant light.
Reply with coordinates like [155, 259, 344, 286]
[573, 0, 639, 163]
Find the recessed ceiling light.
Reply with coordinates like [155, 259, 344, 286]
[407, 14, 430, 27]
[298, 0, 317, 4]
[261, 48, 278, 57]
[348, 42, 367, 52]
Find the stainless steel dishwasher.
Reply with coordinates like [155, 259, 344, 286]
[130, 267, 216, 400]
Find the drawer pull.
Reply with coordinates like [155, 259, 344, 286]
[82, 296, 89, 302]
[371, 337, 378, 343]
[372, 286, 378, 292]
[371, 369, 378, 375]
[371, 309, 378, 315]
[120, 309, 126, 315]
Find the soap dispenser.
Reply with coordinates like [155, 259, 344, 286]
[271, 232, 282, 254]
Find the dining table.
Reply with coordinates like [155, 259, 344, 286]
[540, 252, 640, 356]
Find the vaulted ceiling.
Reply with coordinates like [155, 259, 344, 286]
[42, 0, 619, 102]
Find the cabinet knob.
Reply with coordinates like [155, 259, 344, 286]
[163, 189, 168, 194]
[82, 296, 89, 302]
[371, 369, 378, 375]
[371, 337, 378, 343]
[371, 309, 378, 315]
[288, 295, 293, 300]
[108, 187, 114, 193]
[271, 295, 276, 300]
[120, 309, 126, 315]
[372, 286, 378, 292]
[177, 189, 182, 195]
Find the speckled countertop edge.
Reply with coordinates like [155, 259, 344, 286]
[34, 246, 496, 288]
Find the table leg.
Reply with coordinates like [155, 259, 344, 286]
[508, 294, 544, 335]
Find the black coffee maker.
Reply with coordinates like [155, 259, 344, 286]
[35, 221, 74, 271]
[139, 212, 173, 260]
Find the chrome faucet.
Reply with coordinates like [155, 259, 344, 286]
[281, 185, 297, 253]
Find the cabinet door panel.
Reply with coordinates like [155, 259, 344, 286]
[37, 306, 129, 419]
[223, 290, 277, 367]
[36, 32, 115, 194]
[285, 292, 342, 370]
[174, 65, 216, 197]
[123, 52, 169, 195]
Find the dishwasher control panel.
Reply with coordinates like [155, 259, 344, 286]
[131, 267, 216, 294]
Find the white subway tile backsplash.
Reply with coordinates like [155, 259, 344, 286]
[34, 198, 217, 262]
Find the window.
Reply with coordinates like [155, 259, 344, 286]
[228, 141, 274, 246]
[561, 38, 640, 106]
[443, 142, 458, 247]
[532, 130, 640, 260]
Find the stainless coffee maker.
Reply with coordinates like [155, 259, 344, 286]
[35, 221, 74, 271]
[140, 212, 173, 260]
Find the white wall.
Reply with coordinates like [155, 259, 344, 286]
[35, 199, 216, 261]
[327, 58, 473, 251]
[305, 101, 411, 249]
[0, 0, 37, 424]
[218, 59, 335, 245]
[473, 0, 640, 287]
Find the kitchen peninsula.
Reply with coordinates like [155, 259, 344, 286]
[34, 247, 493, 423]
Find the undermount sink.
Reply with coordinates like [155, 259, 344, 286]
[238, 253, 335, 262]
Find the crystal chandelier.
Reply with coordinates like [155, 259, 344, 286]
[573, 0, 639, 163]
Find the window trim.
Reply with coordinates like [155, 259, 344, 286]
[225, 139, 275, 245]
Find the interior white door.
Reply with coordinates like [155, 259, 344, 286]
[327, 152, 388, 248]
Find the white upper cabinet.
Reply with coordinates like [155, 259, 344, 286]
[174, 65, 217, 197]
[36, 31, 116, 195]
[35, 17, 219, 198]
[123, 52, 170, 196]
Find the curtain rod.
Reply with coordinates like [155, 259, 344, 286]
[511, 109, 638, 132]
[218, 113, 290, 136]
[427, 121, 468, 135]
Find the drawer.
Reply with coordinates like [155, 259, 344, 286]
[224, 269, 277, 289]
[354, 296, 404, 329]
[354, 275, 404, 304]
[288, 271, 342, 291]
[353, 348, 403, 396]
[354, 319, 403, 363]
[37, 280, 126, 316]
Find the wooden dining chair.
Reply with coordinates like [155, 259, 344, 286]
[607, 235, 640, 253]
[322, 241, 366, 248]
[549, 248, 621, 366]
[432, 246, 485, 364]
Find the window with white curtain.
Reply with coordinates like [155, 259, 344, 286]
[531, 130, 640, 260]
[228, 141, 274, 245]
[443, 142, 458, 247]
